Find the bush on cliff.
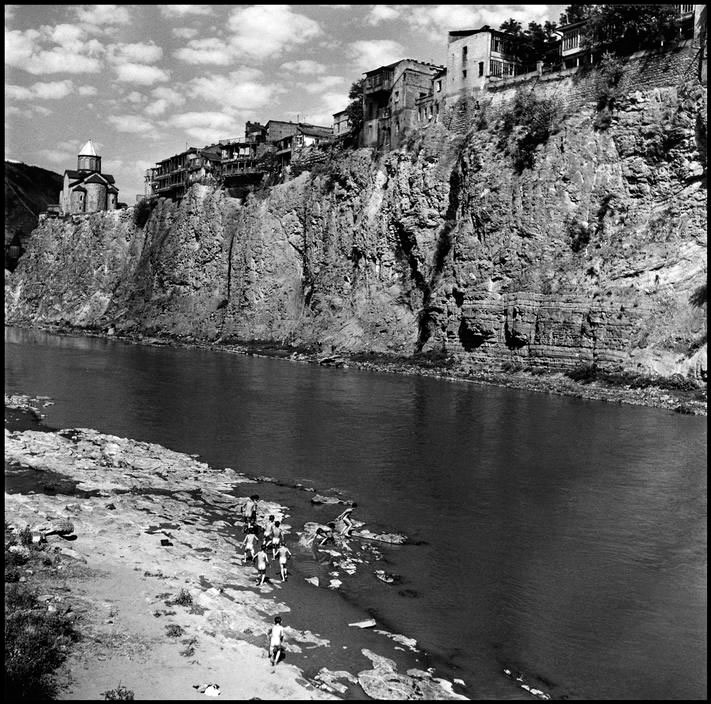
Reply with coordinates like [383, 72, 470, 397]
[500, 91, 561, 172]
[133, 198, 156, 228]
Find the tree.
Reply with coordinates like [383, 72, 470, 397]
[344, 78, 364, 143]
[559, 5, 595, 26]
[582, 5, 682, 54]
[498, 18, 560, 69]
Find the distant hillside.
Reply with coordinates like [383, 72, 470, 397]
[5, 161, 62, 246]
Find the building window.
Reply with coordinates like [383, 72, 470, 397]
[435, 80, 442, 92]
[462, 69, 467, 79]
[462, 45, 468, 62]
[489, 60, 502, 77]
[394, 90, 400, 102]
[492, 35, 502, 53]
[478, 61, 484, 76]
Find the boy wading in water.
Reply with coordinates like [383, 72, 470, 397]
[335, 503, 357, 536]
[269, 520, 283, 558]
[253, 545, 270, 585]
[267, 616, 285, 666]
[275, 543, 292, 582]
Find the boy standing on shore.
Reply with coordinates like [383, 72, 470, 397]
[267, 616, 285, 666]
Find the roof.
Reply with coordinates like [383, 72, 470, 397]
[363, 58, 444, 76]
[66, 170, 116, 186]
[78, 139, 99, 157]
[298, 124, 333, 138]
[447, 26, 518, 42]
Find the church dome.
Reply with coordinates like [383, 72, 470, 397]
[78, 139, 99, 157]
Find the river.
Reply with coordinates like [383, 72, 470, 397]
[4, 326, 707, 700]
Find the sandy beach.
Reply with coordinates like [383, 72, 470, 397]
[5, 393, 470, 701]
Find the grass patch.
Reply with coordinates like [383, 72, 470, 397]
[565, 363, 704, 392]
[102, 683, 135, 700]
[165, 623, 184, 638]
[5, 582, 79, 699]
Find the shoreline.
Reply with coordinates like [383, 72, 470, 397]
[5, 322, 707, 416]
[4, 395, 471, 701]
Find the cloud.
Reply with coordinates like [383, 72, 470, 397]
[107, 114, 155, 134]
[37, 147, 75, 164]
[280, 59, 326, 75]
[172, 27, 199, 39]
[166, 112, 241, 143]
[114, 63, 170, 85]
[303, 75, 347, 95]
[346, 39, 406, 73]
[6, 79, 74, 100]
[75, 5, 131, 31]
[405, 4, 556, 40]
[152, 85, 186, 106]
[78, 85, 98, 96]
[227, 5, 321, 59]
[125, 91, 147, 104]
[366, 5, 401, 25]
[5, 27, 103, 74]
[159, 5, 212, 17]
[108, 41, 163, 64]
[188, 70, 281, 112]
[173, 37, 233, 65]
[300, 90, 350, 126]
[183, 126, 235, 144]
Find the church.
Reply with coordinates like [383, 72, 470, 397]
[59, 140, 119, 215]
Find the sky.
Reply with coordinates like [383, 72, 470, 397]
[5, 4, 566, 201]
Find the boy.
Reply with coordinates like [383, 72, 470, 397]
[275, 543, 292, 582]
[242, 529, 259, 563]
[267, 616, 285, 666]
[253, 545, 270, 586]
[269, 520, 283, 558]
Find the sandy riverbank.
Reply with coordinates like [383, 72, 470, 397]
[5, 394, 470, 701]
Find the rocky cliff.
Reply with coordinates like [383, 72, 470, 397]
[5, 59, 707, 381]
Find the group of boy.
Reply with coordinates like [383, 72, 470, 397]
[240, 495, 292, 585]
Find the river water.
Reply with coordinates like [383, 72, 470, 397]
[4, 326, 707, 700]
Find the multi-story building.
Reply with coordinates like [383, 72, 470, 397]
[445, 27, 521, 98]
[58, 140, 119, 215]
[273, 123, 334, 169]
[361, 59, 444, 150]
[415, 67, 447, 125]
[146, 144, 222, 200]
[332, 109, 352, 137]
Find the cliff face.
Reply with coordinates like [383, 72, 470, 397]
[5, 70, 707, 380]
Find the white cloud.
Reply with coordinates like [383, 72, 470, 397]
[75, 5, 131, 31]
[405, 4, 555, 40]
[6, 79, 74, 100]
[183, 126, 233, 144]
[172, 27, 199, 39]
[5, 27, 103, 74]
[107, 114, 155, 134]
[366, 5, 401, 25]
[78, 85, 98, 96]
[346, 39, 406, 73]
[301, 90, 350, 126]
[303, 75, 347, 95]
[152, 85, 186, 106]
[125, 91, 147, 104]
[114, 63, 170, 85]
[159, 5, 212, 17]
[108, 41, 163, 64]
[37, 147, 75, 164]
[188, 70, 280, 111]
[227, 5, 321, 60]
[173, 37, 232, 65]
[167, 112, 240, 144]
[280, 59, 326, 75]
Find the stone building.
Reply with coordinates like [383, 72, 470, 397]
[362, 59, 443, 150]
[445, 27, 521, 99]
[59, 140, 119, 215]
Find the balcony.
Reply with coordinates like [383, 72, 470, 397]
[365, 73, 393, 94]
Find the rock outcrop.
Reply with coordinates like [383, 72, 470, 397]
[5, 65, 706, 380]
